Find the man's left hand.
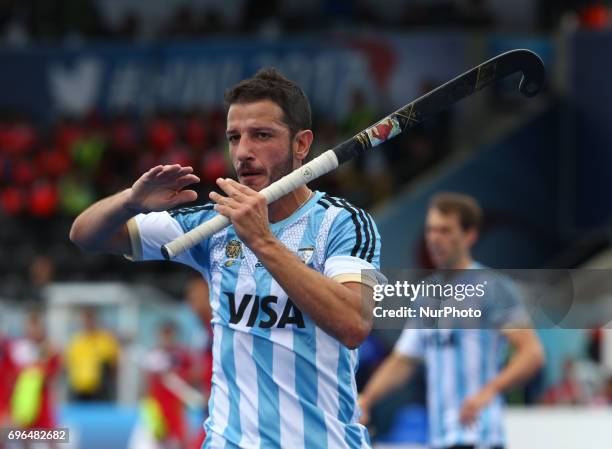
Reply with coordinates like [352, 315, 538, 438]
[210, 178, 273, 250]
[459, 384, 497, 425]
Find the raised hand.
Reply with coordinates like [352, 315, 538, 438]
[209, 178, 272, 250]
[127, 164, 200, 214]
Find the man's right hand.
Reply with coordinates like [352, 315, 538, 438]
[126, 164, 200, 214]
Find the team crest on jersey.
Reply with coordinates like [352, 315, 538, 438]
[223, 239, 243, 267]
[297, 247, 314, 265]
[225, 239, 242, 259]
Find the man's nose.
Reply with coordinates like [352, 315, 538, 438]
[234, 136, 254, 161]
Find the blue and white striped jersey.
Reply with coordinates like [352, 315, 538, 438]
[394, 263, 526, 449]
[127, 191, 381, 449]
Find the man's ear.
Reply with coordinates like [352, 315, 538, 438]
[293, 129, 313, 162]
[465, 228, 479, 248]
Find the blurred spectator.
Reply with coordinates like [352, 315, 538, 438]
[5, 312, 61, 441]
[35, 147, 71, 180]
[578, 1, 610, 29]
[0, 0, 598, 42]
[541, 358, 581, 405]
[184, 276, 212, 396]
[588, 328, 602, 363]
[58, 173, 97, 216]
[183, 276, 213, 449]
[0, 115, 37, 157]
[162, 5, 199, 38]
[29, 180, 59, 217]
[52, 117, 84, 154]
[541, 357, 604, 405]
[241, 0, 281, 33]
[458, 0, 495, 28]
[359, 193, 545, 449]
[199, 9, 225, 35]
[0, 332, 11, 433]
[0, 185, 26, 216]
[20, 255, 55, 303]
[183, 111, 210, 153]
[199, 150, 229, 187]
[0, 86, 444, 282]
[147, 113, 178, 156]
[66, 307, 120, 402]
[343, 89, 376, 135]
[605, 375, 612, 404]
[185, 277, 211, 321]
[115, 12, 140, 40]
[23, 0, 107, 41]
[140, 321, 196, 449]
[71, 130, 106, 177]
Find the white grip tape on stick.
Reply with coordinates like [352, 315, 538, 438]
[163, 214, 230, 258]
[260, 150, 339, 202]
[162, 150, 339, 258]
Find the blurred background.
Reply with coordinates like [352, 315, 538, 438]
[1, 0, 612, 448]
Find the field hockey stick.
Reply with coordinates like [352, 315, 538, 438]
[161, 49, 545, 259]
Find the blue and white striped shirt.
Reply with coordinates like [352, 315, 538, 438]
[127, 191, 381, 449]
[394, 263, 526, 449]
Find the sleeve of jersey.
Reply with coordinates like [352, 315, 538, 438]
[125, 210, 207, 272]
[323, 207, 383, 288]
[486, 275, 532, 329]
[394, 329, 425, 359]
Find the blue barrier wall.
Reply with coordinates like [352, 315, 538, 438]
[60, 403, 138, 449]
[0, 34, 469, 122]
[58, 403, 205, 449]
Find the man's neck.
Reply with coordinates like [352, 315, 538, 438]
[449, 255, 473, 270]
[268, 186, 312, 223]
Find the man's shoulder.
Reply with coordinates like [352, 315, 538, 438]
[164, 202, 220, 234]
[168, 202, 217, 220]
[315, 193, 375, 222]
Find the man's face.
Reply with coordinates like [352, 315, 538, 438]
[226, 100, 295, 192]
[82, 309, 97, 331]
[425, 208, 476, 269]
[26, 316, 45, 342]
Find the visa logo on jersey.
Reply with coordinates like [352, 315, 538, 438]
[225, 292, 305, 328]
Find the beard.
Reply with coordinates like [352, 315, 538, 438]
[235, 144, 294, 190]
[268, 145, 294, 184]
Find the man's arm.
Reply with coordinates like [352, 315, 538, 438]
[460, 328, 545, 424]
[69, 165, 199, 255]
[211, 178, 377, 348]
[69, 189, 134, 255]
[358, 351, 417, 425]
[246, 237, 372, 348]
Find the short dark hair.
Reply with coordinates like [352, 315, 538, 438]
[429, 192, 483, 231]
[224, 68, 312, 137]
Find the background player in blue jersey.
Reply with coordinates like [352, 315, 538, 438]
[70, 69, 382, 449]
[358, 193, 544, 449]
